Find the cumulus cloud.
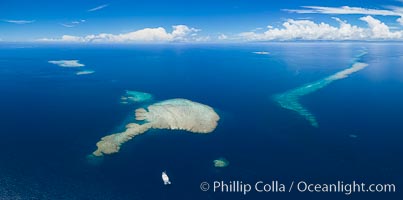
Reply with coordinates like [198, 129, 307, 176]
[218, 34, 228, 40]
[2, 19, 35, 24]
[48, 60, 85, 67]
[285, 6, 403, 25]
[239, 16, 403, 41]
[88, 4, 109, 12]
[39, 25, 203, 43]
[398, 17, 403, 25]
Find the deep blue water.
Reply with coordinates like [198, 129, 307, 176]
[0, 43, 402, 199]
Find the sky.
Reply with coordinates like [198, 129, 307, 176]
[1, 0, 403, 42]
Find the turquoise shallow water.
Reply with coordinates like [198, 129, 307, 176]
[0, 43, 402, 199]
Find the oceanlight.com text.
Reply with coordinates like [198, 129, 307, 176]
[199, 180, 396, 195]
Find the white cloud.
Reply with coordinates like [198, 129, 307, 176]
[218, 34, 228, 40]
[170, 25, 200, 40]
[48, 60, 85, 67]
[360, 16, 402, 38]
[88, 4, 109, 12]
[72, 20, 85, 24]
[193, 36, 210, 42]
[285, 6, 399, 15]
[239, 16, 403, 41]
[285, 6, 403, 25]
[39, 25, 203, 43]
[251, 27, 264, 32]
[398, 17, 403, 25]
[61, 24, 75, 28]
[2, 19, 35, 24]
[61, 19, 86, 28]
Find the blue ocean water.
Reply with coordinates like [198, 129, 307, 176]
[0, 43, 402, 199]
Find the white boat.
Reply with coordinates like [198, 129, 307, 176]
[162, 171, 171, 185]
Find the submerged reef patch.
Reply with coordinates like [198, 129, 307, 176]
[213, 157, 229, 168]
[49, 60, 96, 76]
[48, 60, 85, 67]
[274, 53, 368, 127]
[92, 98, 220, 156]
[252, 51, 270, 55]
[349, 134, 358, 139]
[76, 70, 95, 75]
[120, 90, 153, 104]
